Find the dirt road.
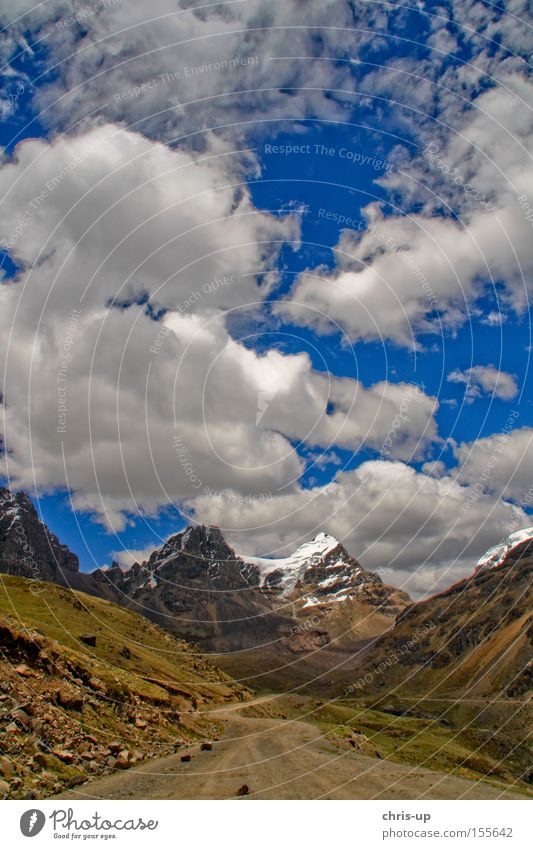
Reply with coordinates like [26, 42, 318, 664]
[56, 701, 525, 800]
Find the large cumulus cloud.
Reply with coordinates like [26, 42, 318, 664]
[0, 125, 438, 530]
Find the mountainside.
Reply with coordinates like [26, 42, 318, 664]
[339, 532, 533, 782]
[1, 489, 531, 791]
[244, 532, 408, 616]
[347, 531, 533, 701]
[245, 532, 355, 595]
[100, 525, 292, 651]
[0, 574, 250, 800]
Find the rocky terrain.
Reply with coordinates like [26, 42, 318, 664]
[98, 525, 293, 651]
[53, 695, 528, 801]
[0, 574, 250, 799]
[347, 534, 533, 700]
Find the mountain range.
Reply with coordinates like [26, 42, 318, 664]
[0, 485, 531, 698]
[0, 487, 409, 662]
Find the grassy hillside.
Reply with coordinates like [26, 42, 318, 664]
[0, 575, 250, 799]
[344, 558, 532, 701]
[323, 550, 533, 790]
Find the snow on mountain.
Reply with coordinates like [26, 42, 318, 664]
[242, 532, 349, 593]
[476, 527, 533, 573]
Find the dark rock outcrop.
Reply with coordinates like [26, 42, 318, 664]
[0, 487, 79, 581]
[105, 525, 295, 650]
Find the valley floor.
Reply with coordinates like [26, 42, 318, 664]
[54, 698, 526, 801]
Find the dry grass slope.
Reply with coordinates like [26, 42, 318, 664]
[0, 574, 250, 799]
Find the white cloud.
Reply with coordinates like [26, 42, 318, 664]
[0, 125, 440, 530]
[279, 65, 533, 344]
[3, 4, 531, 357]
[281, 159, 533, 345]
[0, 125, 301, 528]
[481, 310, 507, 326]
[0, 124, 298, 314]
[454, 426, 533, 505]
[422, 460, 447, 477]
[113, 543, 160, 569]
[447, 364, 518, 403]
[0, 0, 372, 146]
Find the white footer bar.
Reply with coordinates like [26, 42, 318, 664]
[2, 799, 530, 849]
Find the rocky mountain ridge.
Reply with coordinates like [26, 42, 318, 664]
[0, 490, 410, 663]
[104, 525, 411, 653]
[344, 532, 533, 719]
[4, 488, 531, 694]
[475, 526, 533, 573]
[0, 487, 79, 582]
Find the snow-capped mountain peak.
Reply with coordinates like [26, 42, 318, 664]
[476, 527, 533, 573]
[238, 531, 410, 615]
[241, 532, 346, 593]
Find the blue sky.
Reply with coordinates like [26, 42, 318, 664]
[0, 1, 532, 594]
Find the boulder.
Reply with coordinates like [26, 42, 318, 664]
[79, 635, 97, 647]
[200, 741, 213, 751]
[14, 664, 32, 677]
[0, 779, 10, 797]
[30, 718, 44, 735]
[114, 750, 130, 770]
[52, 750, 74, 764]
[55, 686, 84, 712]
[11, 709, 31, 730]
[0, 756, 14, 777]
[236, 784, 249, 796]
[180, 754, 191, 762]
